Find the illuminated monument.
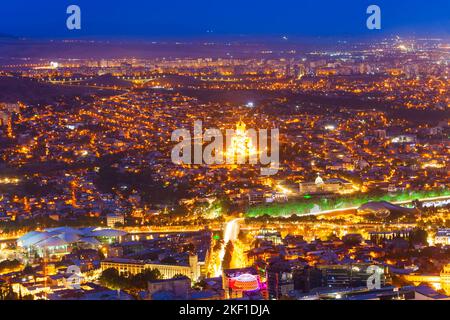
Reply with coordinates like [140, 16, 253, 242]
[299, 173, 355, 195]
[225, 120, 258, 162]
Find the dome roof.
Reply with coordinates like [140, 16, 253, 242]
[315, 174, 324, 185]
[231, 273, 259, 291]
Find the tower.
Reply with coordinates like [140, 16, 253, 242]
[189, 254, 199, 281]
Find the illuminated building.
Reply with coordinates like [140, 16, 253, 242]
[369, 229, 412, 244]
[224, 120, 258, 162]
[0, 177, 20, 185]
[390, 134, 417, 144]
[17, 227, 124, 260]
[222, 267, 265, 299]
[101, 255, 201, 281]
[402, 264, 450, 295]
[441, 265, 450, 295]
[434, 229, 450, 246]
[255, 229, 283, 245]
[106, 214, 125, 228]
[298, 174, 354, 195]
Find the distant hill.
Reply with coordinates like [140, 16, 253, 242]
[0, 76, 122, 105]
[78, 73, 133, 88]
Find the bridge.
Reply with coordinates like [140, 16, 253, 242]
[45, 75, 160, 85]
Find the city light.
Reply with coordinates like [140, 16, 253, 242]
[0, 2, 448, 305]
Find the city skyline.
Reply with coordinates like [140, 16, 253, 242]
[0, 1, 449, 307]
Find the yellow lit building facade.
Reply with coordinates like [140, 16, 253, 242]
[100, 255, 201, 281]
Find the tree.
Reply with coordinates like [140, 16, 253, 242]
[130, 268, 161, 289]
[193, 279, 207, 290]
[0, 259, 23, 273]
[114, 222, 124, 228]
[410, 228, 428, 246]
[99, 268, 124, 290]
[99, 267, 162, 291]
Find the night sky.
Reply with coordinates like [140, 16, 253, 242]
[1, 0, 449, 38]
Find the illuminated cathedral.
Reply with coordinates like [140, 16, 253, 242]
[225, 120, 258, 161]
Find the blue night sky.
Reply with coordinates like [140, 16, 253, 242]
[1, 0, 449, 38]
